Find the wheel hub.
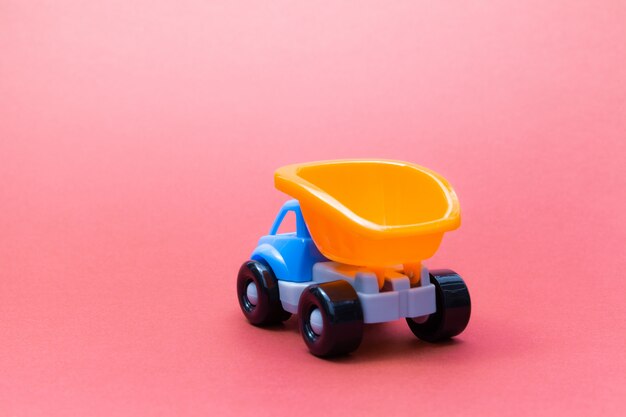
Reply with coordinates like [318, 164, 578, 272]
[245, 282, 258, 306]
[309, 308, 324, 335]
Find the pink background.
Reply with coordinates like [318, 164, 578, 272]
[1, 1, 625, 416]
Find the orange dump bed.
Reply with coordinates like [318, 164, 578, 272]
[275, 160, 461, 267]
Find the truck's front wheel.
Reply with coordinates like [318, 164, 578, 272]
[298, 281, 363, 357]
[237, 260, 291, 325]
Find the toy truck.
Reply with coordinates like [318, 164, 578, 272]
[237, 160, 471, 357]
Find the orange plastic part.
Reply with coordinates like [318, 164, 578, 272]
[274, 159, 461, 267]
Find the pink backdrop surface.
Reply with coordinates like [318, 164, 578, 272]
[1, 1, 625, 416]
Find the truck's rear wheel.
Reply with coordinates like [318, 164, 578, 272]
[237, 260, 291, 325]
[406, 269, 471, 342]
[298, 280, 363, 357]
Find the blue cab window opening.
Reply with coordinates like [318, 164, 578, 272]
[269, 202, 311, 239]
[275, 210, 296, 235]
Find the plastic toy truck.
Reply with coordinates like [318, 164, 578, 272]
[237, 160, 470, 357]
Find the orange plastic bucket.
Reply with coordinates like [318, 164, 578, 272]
[275, 159, 461, 267]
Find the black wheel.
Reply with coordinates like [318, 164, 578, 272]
[406, 269, 471, 342]
[237, 260, 291, 325]
[297, 280, 363, 357]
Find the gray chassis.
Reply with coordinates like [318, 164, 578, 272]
[278, 261, 437, 324]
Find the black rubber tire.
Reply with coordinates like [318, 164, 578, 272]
[237, 260, 291, 325]
[406, 269, 471, 342]
[298, 280, 363, 357]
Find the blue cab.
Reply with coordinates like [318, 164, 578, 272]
[251, 200, 327, 282]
